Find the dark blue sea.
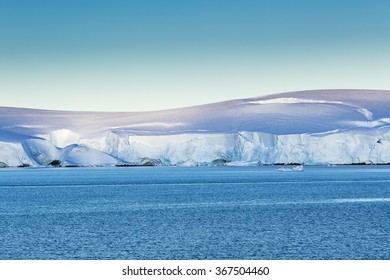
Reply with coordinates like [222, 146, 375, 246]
[0, 166, 389, 260]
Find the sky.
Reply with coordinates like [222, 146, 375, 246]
[1, 0, 390, 112]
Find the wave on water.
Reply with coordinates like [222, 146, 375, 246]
[332, 198, 390, 203]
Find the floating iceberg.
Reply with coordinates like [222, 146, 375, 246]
[276, 165, 304, 172]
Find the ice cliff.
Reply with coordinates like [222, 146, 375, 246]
[1, 89, 390, 167]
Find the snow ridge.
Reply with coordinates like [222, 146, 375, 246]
[249, 97, 373, 120]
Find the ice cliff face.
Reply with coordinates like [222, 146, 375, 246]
[1, 89, 390, 167]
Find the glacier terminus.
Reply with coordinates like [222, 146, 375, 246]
[1, 89, 390, 167]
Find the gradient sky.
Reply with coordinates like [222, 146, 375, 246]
[1, 0, 390, 111]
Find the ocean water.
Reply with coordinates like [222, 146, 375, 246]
[0, 166, 389, 260]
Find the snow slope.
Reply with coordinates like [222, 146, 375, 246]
[1, 89, 390, 167]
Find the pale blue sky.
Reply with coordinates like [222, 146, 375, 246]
[1, 0, 390, 111]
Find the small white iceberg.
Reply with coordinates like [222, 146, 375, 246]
[276, 165, 304, 172]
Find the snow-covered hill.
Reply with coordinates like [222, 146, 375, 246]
[1, 89, 390, 167]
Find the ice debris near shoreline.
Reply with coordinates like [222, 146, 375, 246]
[1, 89, 390, 167]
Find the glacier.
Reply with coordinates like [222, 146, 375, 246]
[1, 89, 390, 167]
